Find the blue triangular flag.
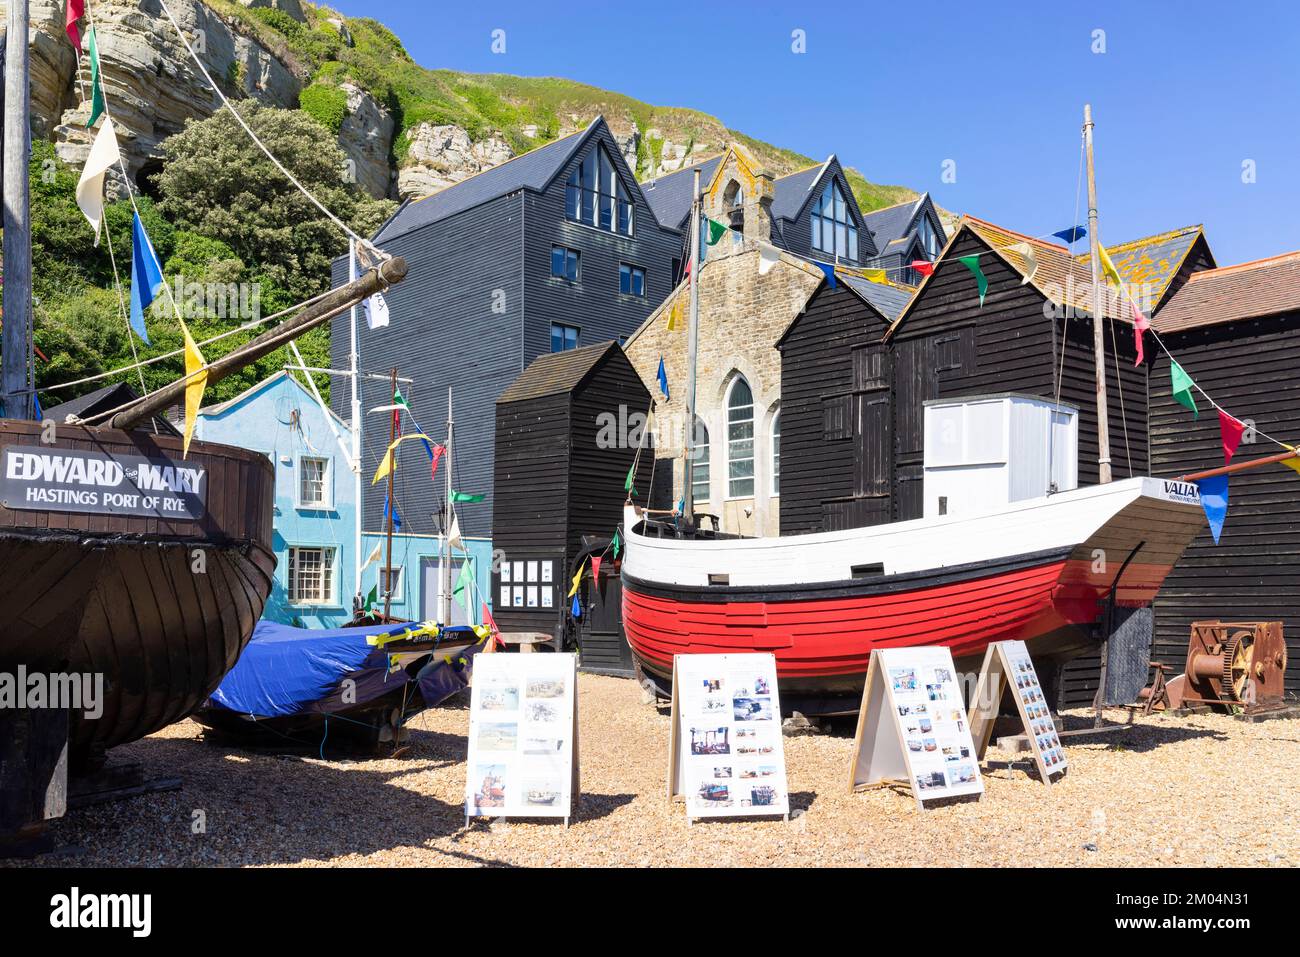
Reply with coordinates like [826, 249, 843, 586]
[657, 356, 669, 400]
[1052, 225, 1087, 245]
[570, 594, 581, 618]
[33, 391, 42, 422]
[816, 261, 837, 288]
[384, 493, 402, 532]
[129, 212, 164, 344]
[1196, 474, 1229, 544]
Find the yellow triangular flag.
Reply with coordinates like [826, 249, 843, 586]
[181, 320, 207, 458]
[1283, 457, 1300, 476]
[567, 558, 587, 598]
[1099, 244, 1122, 287]
[859, 268, 887, 284]
[371, 433, 431, 485]
[666, 298, 681, 332]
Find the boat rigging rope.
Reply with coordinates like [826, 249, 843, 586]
[1108, 307, 1134, 476]
[154, 0, 387, 263]
[1047, 129, 1085, 487]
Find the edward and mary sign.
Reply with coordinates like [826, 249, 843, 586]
[0, 445, 207, 521]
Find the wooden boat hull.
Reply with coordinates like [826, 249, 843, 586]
[622, 478, 1206, 711]
[0, 420, 274, 761]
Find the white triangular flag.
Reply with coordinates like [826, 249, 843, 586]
[76, 118, 121, 246]
[1010, 241, 1038, 285]
[758, 241, 781, 276]
[364, 292, 389, 330]
[359, 542, 382, 572]
[448, 512, 464, 553]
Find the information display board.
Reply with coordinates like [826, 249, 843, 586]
[968, 640, 1068, 786]
[464, 652, 578, 824]
[849, 646, 984, 810]
[667, 653, 790, 821]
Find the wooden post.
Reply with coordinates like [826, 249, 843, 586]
[382, 368, 397, 621]
[682, 169, 701, 523]
[1083, 104, 1112, 485]
[2, 0, 33, 421]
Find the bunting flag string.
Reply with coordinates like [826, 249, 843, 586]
[1196, 474, 1230, 545]
[371, 432, 432, 484]
[1169, 360, 1198, 419]
[957, 254, 987, 306]
[1219, 411, 1246, 464]
[128, 212, 164, 344]
[657, 356, 670, 400]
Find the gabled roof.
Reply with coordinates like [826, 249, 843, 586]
[496, 340, 624, 405]
[640, 154, 723, 228]
[839, 274, 916, 322]
[45, 382, 181, 435]
[861, 193, 940, 254]
[770, 158, 832, 221]
[1073, 224, 1209, 313]
[198, 370, 347, 428]
[375, 118, 624, 244]
[1153, 251, 1300, 334]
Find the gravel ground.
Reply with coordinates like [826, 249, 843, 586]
[9, 673, 1299, 867]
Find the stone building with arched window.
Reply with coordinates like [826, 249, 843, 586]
[623, 144, 914, 536]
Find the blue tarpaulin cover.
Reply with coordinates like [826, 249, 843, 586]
[207, 620, 476, 719]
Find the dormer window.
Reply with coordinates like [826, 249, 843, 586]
[811, 179, 858, 262]
[566, 145, 634, 236]
[917, 215, 938, 258]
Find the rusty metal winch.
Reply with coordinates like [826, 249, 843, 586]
[1139, 620, 1288, 713]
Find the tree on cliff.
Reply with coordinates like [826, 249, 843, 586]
[156, 104, 395, 305]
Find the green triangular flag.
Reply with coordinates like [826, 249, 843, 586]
[392, 387, 410, 409]
[450, 490, 485, 503]
[611, 529, 622, 558]
[958, 254, 988, 306]
[364, 584, 378, 614]
[1170, 360, 1199, 419]
[706, 218, 728, 245]
[86, 27, 105, 129]
[624, 462, 637, 496]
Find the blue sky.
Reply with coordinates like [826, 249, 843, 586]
[330, 1, 1297, 265]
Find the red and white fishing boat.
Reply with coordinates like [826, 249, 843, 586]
[621, 477, 1206, 710]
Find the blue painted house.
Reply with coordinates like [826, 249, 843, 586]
[192, 371, 359, 629]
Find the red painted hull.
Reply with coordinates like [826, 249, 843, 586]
[623, 555, 1175, 688]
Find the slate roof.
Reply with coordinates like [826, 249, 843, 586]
[640, 155, 723, 228]
[770, 161, 829, 221]
[496, 340, 622, 404]
[840, 274, 916, 321]
[45, 382, 181, 435]
[1074, 224, 1207, 313]
[861, 197, 924, 252]
[374, 122, 598, 244]
[1152, 251, 1300, 333]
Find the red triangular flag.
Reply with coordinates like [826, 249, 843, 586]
[481, 601, 504, 649]
[591, 555, 602, 582]
[66, 0, 85, 51]
[1131, 299, 1149, 367]
[429, 442, 446, 482]
[1218, 410, 1246, 464]
[910, 260, 934, 277]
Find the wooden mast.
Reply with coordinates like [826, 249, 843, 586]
[681, 168, 701, 523]
[441, 386, 454, 625]
[2, 0, 32, 421]
[1083, 104, 1112, 484]
[381, 367, 398, 620]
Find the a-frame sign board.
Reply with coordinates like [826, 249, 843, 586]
[968, 640, 1067, 786]
[848, 646, 983, 811]
[667, 653, 790, 822]
[464, 652, 580, 826]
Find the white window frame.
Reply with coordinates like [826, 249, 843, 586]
[380, 564, 404, 603]
[726, 376, 755, 500]
[690, 417, 710, 505]
[287, 545, 338, 606]
[771, 409, 781, 497]
[297, 455, 332, 509]
[811, 179, 859, 262]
